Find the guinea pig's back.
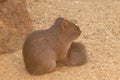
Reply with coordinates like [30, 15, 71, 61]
[23, 30, 47, 56]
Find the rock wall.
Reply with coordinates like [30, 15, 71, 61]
[0, 0, 33, 54]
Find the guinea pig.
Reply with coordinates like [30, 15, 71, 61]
[22, 17, 81, 75]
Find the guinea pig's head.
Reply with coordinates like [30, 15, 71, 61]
[55, 17, 81, 41]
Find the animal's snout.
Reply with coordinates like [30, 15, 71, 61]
[76, 26, 81, 34]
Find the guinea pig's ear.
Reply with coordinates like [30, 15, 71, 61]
[55, 17, 68, 30]
[56, 17, 64, 21]
[55, 17, 64, 25]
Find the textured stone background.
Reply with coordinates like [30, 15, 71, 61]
[0, 0, 120, 80]
[0, 0, 33, 54]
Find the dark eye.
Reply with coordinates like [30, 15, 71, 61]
[64, 25, 67, 29]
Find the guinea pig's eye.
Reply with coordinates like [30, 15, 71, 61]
[62, 25, 68, 30]
[64, 25, 67, 29]
[73, 26, 77, 30]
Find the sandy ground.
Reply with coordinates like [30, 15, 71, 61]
[0, 0, 120, 80]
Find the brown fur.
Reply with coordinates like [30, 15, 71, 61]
[22, 17, 81, 75]
[67, 42, 87, 66]
[0, 0, 7, 5]
[57, 42, 87, 67]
